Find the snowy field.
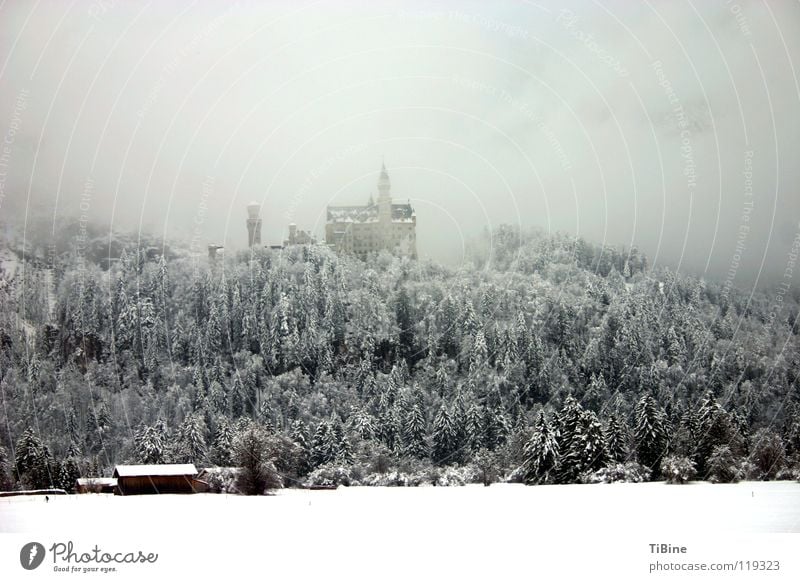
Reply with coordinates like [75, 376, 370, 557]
[2, 481, 799, 534]
[1, 482, 798, 580]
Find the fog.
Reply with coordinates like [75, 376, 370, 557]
[1, 0, 799, 285]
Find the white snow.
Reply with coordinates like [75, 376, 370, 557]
[1, 482, 798, 581]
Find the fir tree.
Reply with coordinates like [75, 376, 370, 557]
[522, 412, 559, 484]
[176, 414, 208, 465]
[289, 420, 309, 452]
[695, 393, 741, 477]
[351, 408, 376, 441]
[209, 419, 235, 466]
[554, 395, 583, 483]
[604, 413, 629, 463]
[465, 404, 483, 453]
[403, 403, 428, 459]
[481, 404, 509, 451]
[0, 445, 14, 491]
[58, 456, 81, 492]
[133, 423, 167, 464]
[633, 394, 669, 477]
[432, 405, 457, 465]
[332, 416, 353, 463]
[561, 409, 609, 478]
[310, 422, 336, 467]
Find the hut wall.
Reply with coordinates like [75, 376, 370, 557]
[117, 475, 195, 495]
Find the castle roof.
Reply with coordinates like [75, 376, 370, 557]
[327, 202, 415, 224]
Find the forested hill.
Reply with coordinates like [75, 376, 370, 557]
[0, 226, 798, 490]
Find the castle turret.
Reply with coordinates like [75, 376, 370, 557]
[246, 202, 262, 247]
[377, 163, 391, 225]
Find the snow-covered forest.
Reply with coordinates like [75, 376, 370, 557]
[0, 224, 798, 492]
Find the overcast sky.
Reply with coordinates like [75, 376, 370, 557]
[1, 0, 799, 285]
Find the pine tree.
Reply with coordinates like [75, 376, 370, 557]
[633, 394, 669, 477]
[377, 407, 400, 452]
[86, 400, 111, 453]
[560, 410, 609, 480]
[310, 422, 335, 467]
[673, 407, 701, 462]
[331, 416, 353, 463]
[290, 420, 309, 452]
[470, 330, 488, 373]
[66, 407, 81, 447]
[17, 429, 55, 490]
[133, 423, 167, 464]
[403, 403, 428, 459]
[210, 419, 235, 466]
[432, 405, 457, 465]
[554, 396, 583, 482]
[695, 393, 740, 477]
[0, 445, 14, 491]
[176, 414, 208, 465]
[351, 409, 376, 441]
[450, 393, 468, 463]
[289, 420, 311, 475]
[481, 404, 509, 451]
[522, 412, 559, 484]
[230, 375, 246, 419]
[58, 456, 81, 492]
[604, 413, 629, 463]
[583, 374, 609, 413]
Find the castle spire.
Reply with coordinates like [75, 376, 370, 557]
[378, 161, 391, 200]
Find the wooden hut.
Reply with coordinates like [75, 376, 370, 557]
[75, 477, 117, 494]
[112, 464, 200, 495]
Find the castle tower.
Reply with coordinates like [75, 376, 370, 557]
[377, 162, 392, 225]
[246, 202, 262, 247]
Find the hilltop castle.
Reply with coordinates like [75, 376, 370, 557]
[325, 164, 417, 260]
[240, 163, 416, 260]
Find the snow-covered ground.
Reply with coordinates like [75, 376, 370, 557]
[2, 481, 798, 535]
[1, 482, 798, 581]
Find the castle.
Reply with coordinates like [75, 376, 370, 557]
[325, 163, 417, 260]
[242, 163, 416, 260]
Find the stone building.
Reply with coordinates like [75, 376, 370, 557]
[325, 164, 417, 260]
[246, 202, 262, 247]
[284, 223, 316, 246]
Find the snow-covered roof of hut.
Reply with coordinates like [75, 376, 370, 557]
[113, 464, 198, 478]
[76, 477, 117, 486]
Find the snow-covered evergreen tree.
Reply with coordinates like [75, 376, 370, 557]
[133, 423, 167, 465]
[0, 445, 13, 491]
[351, 408, 376, 441]
[522, 412, 559, 485]
[176, 414, 208, 465]
[604, 413, 629, 463]
[432, 405, 457, 465]
[633, 394, 669, 477]
[561, 409, 609, 479]
[15, 428, 53, 489]
[58, 456, 81, 492]
[209, 418, 234, 466]
[403, 403, 428, 459]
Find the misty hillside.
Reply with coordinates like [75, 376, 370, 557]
[0, 226, 798, 491]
